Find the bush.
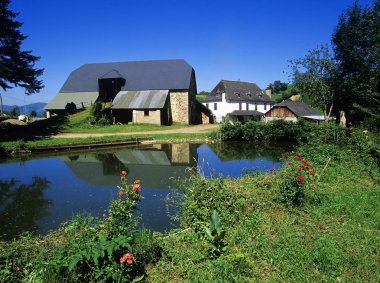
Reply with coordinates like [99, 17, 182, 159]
[278, 151, 318, 206]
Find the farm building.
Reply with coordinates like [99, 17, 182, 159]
[264, 100, 324, 122]
[45, 59, 207, 125]
[202, 80, 274, 123]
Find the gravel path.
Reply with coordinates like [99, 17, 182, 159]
[52, 124, 219, 138]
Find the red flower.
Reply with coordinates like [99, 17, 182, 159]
[294, 152, 301, 158]
[120, 253, 134, 264]
[121, 170, 127, 176]
[297, 166, 303, 172]
[296, 175, 305, 182]
[269, 166, 276, 173]
[134, 180, 141, 185]
[301, 159, 309, 165]
[132, 183, 140, 192]
[282, 152, 289, 156]
[118, 190, 124, 197]
[310, 171, 316, 176]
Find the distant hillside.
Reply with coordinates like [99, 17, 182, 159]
[2, 102, 47, 116]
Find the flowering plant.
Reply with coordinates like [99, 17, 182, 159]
[279, 151, 317, 206]
[103, 171, 143, 237]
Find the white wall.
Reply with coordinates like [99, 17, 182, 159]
[202, 100, 273, 123]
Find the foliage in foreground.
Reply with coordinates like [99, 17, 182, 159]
[148, 136, 380, 282]
[1, 131, 380, 282]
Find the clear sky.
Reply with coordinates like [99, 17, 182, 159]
[2, 0, 374, 106]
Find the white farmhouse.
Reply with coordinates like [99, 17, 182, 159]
[202, 80, 274, 123]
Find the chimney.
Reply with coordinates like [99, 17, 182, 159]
[265, 89, 272, 98]
[222, 92, 226, 102]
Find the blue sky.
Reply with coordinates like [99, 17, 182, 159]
[2, 0, 374, 106]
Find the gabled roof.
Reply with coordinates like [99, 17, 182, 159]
[269, 100, 321, 117]
[60, 59, 193, 93]
[203, 80, 273, 102]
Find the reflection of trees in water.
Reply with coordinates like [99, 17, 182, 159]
[208, 142, 294, 162]
[0, 177, 51, 241]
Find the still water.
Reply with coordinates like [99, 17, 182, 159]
[0, 142, 290, 240]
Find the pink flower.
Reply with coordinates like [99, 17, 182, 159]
[132, 183, 140, 192]
[120, 253, 134, 264]
[121, 170, 127, 176]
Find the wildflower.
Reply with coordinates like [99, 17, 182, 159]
[134, 180, 141, 185]
[297, 166, 303, 172]
[269, 166, 276, 173]
[120, 253, 134, 264]
[296, 175, 305, 182]
[121, 170, 127, 176]
[294, 152, 301, 158]
[132, 183, 140, 192]
[301, 159, 309, 166]
[310, 171, 316, 176]
[118, 190, 124, 197]
[282, 152, 289, 156]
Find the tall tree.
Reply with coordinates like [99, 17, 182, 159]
[332, 0, 380, 128]
[289, 45, 338, 121]
[0, 0, 44, 95]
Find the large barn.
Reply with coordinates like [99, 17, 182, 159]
[45, 59, 206, 125]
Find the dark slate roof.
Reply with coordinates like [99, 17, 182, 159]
[228, 110, 263, 116]
[270, 100, 321, 117]
[203, 80, 273, 102]
[60, 59, 193, 92]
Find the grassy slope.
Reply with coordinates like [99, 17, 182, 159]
[62, 109, 189, 133]
[147, 143, 380, 282]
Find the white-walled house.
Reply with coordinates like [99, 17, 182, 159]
[202, 80, 275, 123]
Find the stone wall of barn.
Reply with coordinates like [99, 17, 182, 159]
[132, 110, 161, 125]
[170, 91, 189, 124]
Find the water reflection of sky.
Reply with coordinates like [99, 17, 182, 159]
[197, 144, 282, 178]
[0, 143, 287, 240]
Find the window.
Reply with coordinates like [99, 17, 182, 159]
[214, 103, 217, 110]
[239, 102, 242, 110]
[264, 103, 267, 110]
[144, 110, 149, 116]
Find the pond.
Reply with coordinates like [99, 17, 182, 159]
[0, 142, 291, 240]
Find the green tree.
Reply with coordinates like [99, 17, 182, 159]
[272, 80, 288, 93]
[65, 102, 77, 114]
[289, 45, 338, 121]
[332, 0, 380, 128]
[0, 0, 44, 95]
[9, 105, 19, 116]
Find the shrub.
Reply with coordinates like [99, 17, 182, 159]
[278, 151, 318, 206]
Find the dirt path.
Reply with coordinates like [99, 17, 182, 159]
[52, 124, 219, 138]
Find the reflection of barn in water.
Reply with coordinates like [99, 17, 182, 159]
[61, 144, 199, 189]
